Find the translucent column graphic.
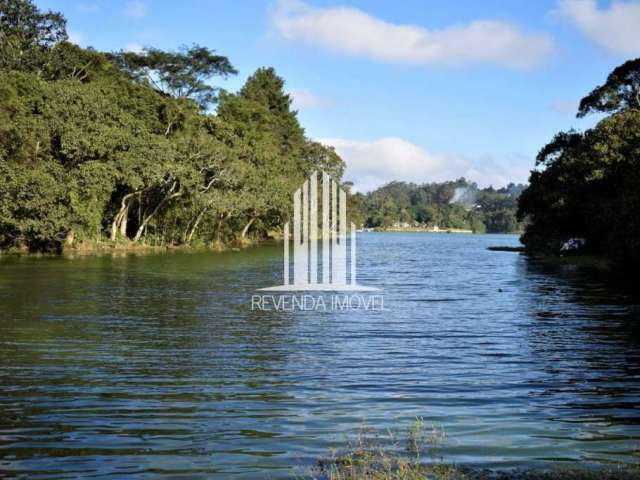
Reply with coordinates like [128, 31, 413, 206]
[259, 170, 380, 291]
[350, 223, 356, 285]
[290, 175, 337, 288]
[302, 180, 309, 284]
[284, 222, 289, 285]
[331, 179, 337, 284]
[322, 172, 330, 284]
[333, 188, 347, 285]
[310, 172, 318, 285]
[293, 187, 308, 285]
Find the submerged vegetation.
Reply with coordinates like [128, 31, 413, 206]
[311, 420, 640, 480]
[0, 0, 344, 252]
[517, 58, 640, 268]
[312, 419, 459, 480]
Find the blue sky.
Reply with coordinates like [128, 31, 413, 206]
[38, 0, 640, 191]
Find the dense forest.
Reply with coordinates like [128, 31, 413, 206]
[517, 58, 640, 267]
[0, 0, 344, 252]
[0, 0, 530, 254]
[350, 180, 525, 233]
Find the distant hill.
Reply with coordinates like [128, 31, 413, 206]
[348, 179, 526, 233]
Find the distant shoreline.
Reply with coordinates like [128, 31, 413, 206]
[365, 227, 521, 234]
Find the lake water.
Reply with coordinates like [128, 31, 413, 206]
[1, 233, 639, 478]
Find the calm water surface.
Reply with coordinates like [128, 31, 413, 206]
[1, 233, 639, 478]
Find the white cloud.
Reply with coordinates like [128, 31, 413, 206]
[77, 2, 99, 12]
[289, 89, 332, 110]
[125, 0, 146, 18]
[271, 0, 555, 69]
[556, 0, 640, 55]
[124, 43, 144, 53]
[68, 30, 84, 46]
[320, 137, 530, 192]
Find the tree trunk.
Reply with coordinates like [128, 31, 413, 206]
[215, 212, 228, 243]
[110, 212, 121, 241]
[186, 208, 207, 244]
[133, 191, 181, 242]
[119, 207, 128, 237]
[165, 121, 174, 137]
[241, 217, 256, 239]
[65, 229, 75, 246]
[110, 192, 136, 241]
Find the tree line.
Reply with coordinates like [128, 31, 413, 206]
[517, 58, 640, 267]
[0, 0, 535, 254]
[350, 180, 525, 233]
[0, 0, 344, 252]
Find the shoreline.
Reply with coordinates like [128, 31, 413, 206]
[0, 231, 526, 258]
[370, 227, 475, 233]
[369, 228, 522, 234]
[0, 238, 272, 258]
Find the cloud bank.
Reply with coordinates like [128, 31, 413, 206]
[124, 43, 144, 54]
[272, 0, 555, 69]
[289, 89, 332, 110]
[556, 0, 640, 55]
[321, 137, 530, 192]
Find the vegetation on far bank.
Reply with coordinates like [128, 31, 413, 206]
[350, 181, 525, 234]
[517, 58, 640, 269]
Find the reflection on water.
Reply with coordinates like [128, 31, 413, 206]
[0, 233, 639, 478]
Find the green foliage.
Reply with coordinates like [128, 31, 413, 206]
[351, 180, 524, 233]
[577, 58, 640, 117]
[0, 159, 69, 250]
[1, 0, 525, 252]
[0, 0, 344, 252]
[110, 44, 237, 109]
[519, 57, 640, 267]
[0, 0, 67, 74]
[477, 185, 522, 233]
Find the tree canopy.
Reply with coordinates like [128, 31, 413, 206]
[0, 0, 67, 73]
[0, 0, 344, 252]
[577, 58, 640, 118]
[1, 0, 528, 254]
[518, 57, 640, 267]
[350, 180, 524, 233]
[110, 44, 237, 109]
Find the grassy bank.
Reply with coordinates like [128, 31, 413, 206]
[0, 236, 268, 257]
